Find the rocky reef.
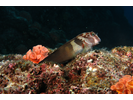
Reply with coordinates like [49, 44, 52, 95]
[0, 46, 133, 94]
[1, 6, 133, 94]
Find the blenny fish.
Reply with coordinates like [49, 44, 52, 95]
[42, 31, 101, 63]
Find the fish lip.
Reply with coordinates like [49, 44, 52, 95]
[94, 34, 101, 44]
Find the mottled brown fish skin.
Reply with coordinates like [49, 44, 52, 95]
[42, 31, 101, 63]
[44, 42, 75, 63]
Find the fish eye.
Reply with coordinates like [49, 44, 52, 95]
[91, 32, 95, 36]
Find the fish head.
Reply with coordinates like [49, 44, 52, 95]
[77, 31, 101, 47]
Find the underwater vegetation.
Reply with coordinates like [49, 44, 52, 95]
[1, 6, 133, 94]
[0, 31, 133, 94]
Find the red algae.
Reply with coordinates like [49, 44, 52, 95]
[0, 46, 133, 94]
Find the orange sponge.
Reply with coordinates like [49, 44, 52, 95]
[111, 75, 133, 94]
[23, 45, 49, 64]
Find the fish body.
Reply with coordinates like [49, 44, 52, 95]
[43, 31, 101, 63]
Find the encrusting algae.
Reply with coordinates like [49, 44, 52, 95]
[1, 31, 133, 94]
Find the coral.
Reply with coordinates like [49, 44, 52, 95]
[1, 46, 133, 94]
[23, 45, 49, 64]
[62, 47, 133, 94]
[63, 49, 125, 94]
[111, 46, 133, 75]
[110, 75, 133, 94]
[0, 54, 68, 94]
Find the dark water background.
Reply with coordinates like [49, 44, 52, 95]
[0, 6, 133, 54]
[123, 6, 133, 27]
